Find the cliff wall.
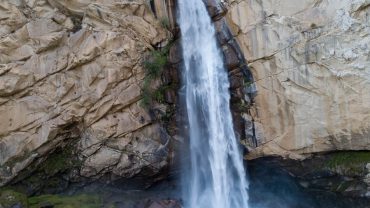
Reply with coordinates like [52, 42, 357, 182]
[226, 0, 370, 159]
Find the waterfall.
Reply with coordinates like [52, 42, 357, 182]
[178, 0, 250, 208]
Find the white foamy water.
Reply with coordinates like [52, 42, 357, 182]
[178, 0, 250, 207]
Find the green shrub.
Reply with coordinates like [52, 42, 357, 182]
[143, 51, 167, 78]
[160, 18, 170, 29]
[141, 44, 172, 108]
[324, 151, 370, 175]
[0, 189, 28, 208]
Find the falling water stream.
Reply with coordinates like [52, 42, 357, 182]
[178, 0, 250, 208]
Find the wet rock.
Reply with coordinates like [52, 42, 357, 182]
[214, 19, 233, 45]
[144, 199, 181, 208]
[10, 203, 22, 208]
[0, 190, 27, 208]
[38, 201, 54, 208]
[253, 152, 370, 198]
[229, 68, 244, 89]
[164, 90, 176, 104]
[248, 157, 370, 207]
[222, 44, 241, 70]
[168, 40, 183, 64]
[202, 0, 227, 20]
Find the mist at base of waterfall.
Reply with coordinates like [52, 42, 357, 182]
[247, 159, 370, 208]
[15, 161, 368, 208]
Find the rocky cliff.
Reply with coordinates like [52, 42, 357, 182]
[1, 0, 370, 195]
[0, 0, 175, 191]
[225, 0, 370, 159]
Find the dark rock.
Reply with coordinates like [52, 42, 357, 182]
[231, 88, 245, 102]
[202, 0, 227, 20]
[164, 89, 176, 104]
[214, 19, 233, 45]
[244, 115, 255, 144]
[168, 40, 182, 64]
[249, 152, 370, 198]
[231, 111, 245, 141]
[0, 190, 28, 208]
[240, 66, 257, 97]
[229, 68, 244, 89]
[222, 44, 241, 70]
[145, 199, 181, 208]
[10, 203, 22, 208]
[248, 158, 370, 208]
[39, 201, 54, 208]
[162, 65, 180, 85]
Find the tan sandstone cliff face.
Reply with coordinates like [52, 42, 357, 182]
[226, 0, 370, 159]
[0, 0, 171, 186]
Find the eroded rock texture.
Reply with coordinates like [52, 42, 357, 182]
[0, 0, 172, 187]
[225, 0, 370, 159]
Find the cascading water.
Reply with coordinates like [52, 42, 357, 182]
[178, 0, 250, 208]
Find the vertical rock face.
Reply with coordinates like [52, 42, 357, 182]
[0, 0, 172, 187]
[1, 0, 369, 192]
[225, 0, 370, 159]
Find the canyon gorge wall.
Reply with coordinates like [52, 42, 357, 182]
[0, 0, 370, 192]
[0, 0, 174, 190]
[225, 0, 370, 159]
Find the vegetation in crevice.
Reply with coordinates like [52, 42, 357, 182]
[243, 80, 254, 88]
[331, 180, 355, 192]
[0, 189, 106, 208]
[9, 140, 82, 195]
[160, 17, 170, 30]
[323, 151, 370, 176]
[141, 43, 173, 108]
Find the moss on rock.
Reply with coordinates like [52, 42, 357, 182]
[324, 151, 370, 176]
[9, 142, 82, 195]
[0, 189, 28, 208]
[39, 146, 81, 176]
[28, 194, 103, 208]
[0, 189, 105, 208]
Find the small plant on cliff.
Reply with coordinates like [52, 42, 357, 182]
[141, 47, 170, 108]
[160, 17, 170, 30]
[143, 51, 167, 78]
[244, 81, 254, 87]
